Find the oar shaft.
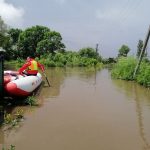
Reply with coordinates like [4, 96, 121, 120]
[43, 72, 50, 87]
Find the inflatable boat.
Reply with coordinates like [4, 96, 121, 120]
[4, 70, 42, 97]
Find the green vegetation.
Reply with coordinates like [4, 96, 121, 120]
[0, 17, 65, 60]
[25, 96, 37, 106]
[1, 16, 150, 88]
[111, 57, 137, 80]
[0, 17, 102, 68]
[118, 45, 130, 57]
[136, 40, 143, 58]
[111, 57, 150, 88]
[4, 108, 24, 127]
[136, 61, 150, 87]
[2, 145, 15, 150]
[18, 26, 65, 58]
[111, 42, 150, 88]
[5, 50, 103, 69]
[36, 50, 102, 68]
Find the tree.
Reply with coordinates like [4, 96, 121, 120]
[0, 16, 14, 60]
[36, 31, 65, 55]
[136, 39, 148, 58]
[118, 45, 130, 57]
[8, 28, 22, 45]
[136, 40, 143, 58]
[102, 57, 116, 64]
[18, 25, 65, 58]
[4, 28, 23, 59]
[79, 47, 101, 61]
[0, 16, 7, 34]
[0, 16, 8, 47]
[36, 39, 54, 55]
[18, 25, 50, 58]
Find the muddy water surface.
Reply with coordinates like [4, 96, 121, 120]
[0, 68, 150, 150]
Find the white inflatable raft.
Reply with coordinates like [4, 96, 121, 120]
[4, 70, 42, 97]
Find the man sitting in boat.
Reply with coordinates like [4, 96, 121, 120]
[18, 57, 45, 76]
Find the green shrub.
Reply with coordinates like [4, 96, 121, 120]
[79, 57, 99, 67]
[2, 145, 15, 150]
[16, 51, 103, 68]
[136, 62, 150, 87]
[25, 96, 37, 106]
[45, 60, 56, 67]
[16, 58, 24, 68]
[53, 53, 66, 64]
[55, 62, 65, 67]
[66, 61, 73, 67]
[71, 56, 80, 67]
[4, 113, 13, 124]
[46, 60, 56, 67]
[4, 109, 24, 126]
[111, 57, 137, 80]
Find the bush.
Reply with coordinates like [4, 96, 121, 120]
[53, 53, 66, 65]
[25, 96, 37, 106]
[136, 62, 150, 87]
[16, 58, 24, 68]
[111, 57, 137, 80]
[55, 62, 65, 67]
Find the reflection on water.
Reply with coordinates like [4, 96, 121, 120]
[135, 95, 150, 150]
[113, 79, 150, 104]
[0, 68, 150, 150]
[38, 67, 99, 100]
[113, 78, 150, 150]
[133, 84, 150, 150]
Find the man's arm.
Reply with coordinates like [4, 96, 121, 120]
[37, 62, 45, 72]
[18, 62, 30, 75]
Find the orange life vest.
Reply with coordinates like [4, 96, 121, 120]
[28, 60, 38, 71]
[27, 60, 38, 75]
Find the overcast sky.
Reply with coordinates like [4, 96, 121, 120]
[0, 0, 150, 58]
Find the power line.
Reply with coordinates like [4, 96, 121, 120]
[118, 0, 144, 25]
[116, 0, 133, 20]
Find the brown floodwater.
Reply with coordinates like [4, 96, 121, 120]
[0, 68, 150, 150]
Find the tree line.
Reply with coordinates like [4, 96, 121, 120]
[0, 16, 149, 64]
[0, 16, 66, 59]
[0, 17, 103, 67]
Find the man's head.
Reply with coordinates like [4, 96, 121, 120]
[27, 56, 32, 62]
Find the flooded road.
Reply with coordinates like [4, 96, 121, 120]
[0, 68, 150, 150]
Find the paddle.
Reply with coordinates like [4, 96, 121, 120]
[43, 72, 50, 87]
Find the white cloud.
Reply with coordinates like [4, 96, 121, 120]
[0, 0, 24, 27]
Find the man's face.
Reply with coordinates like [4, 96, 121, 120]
[27, 57, 31, 62]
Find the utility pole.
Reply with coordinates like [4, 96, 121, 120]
[0, 47, 5, 99]
[95, 43, 99, 54]
[133, 25, 150, 78]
